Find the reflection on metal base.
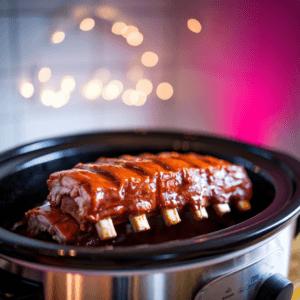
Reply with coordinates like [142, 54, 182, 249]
[0, 223, 294, 300]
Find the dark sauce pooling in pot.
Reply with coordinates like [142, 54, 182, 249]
[74, 208, 237, 247]
[8, 156, 274, 248]
[14, 207, 244, 247]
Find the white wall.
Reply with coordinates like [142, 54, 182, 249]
[0, 0, 300, 158]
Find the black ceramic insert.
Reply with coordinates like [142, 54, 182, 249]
[0, 130, 299, 270]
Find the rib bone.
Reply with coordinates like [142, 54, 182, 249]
[95, 217, 117, 240]
[161, 208, 181, 226]
[192, 206, 209, 220]
[213, 203, 231, 216]
[236, 200, 251, 212]
[129, 214, 151, 232]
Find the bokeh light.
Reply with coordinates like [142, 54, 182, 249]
[38, 67, 51, 83]
[80, 18, 95, 31]
[156, 82, 174, 100]
[187, 19, 202, 33]
[121, 25, 138, 38]
[61, 76, 76, 93]
[127, 65, 144, 82]
[130, 90, 147, 106]
[40, 90, 55, 106]
[136, 79, 153, 95]
[82, 79, 103, 100]
[52, 91, 70, 108]
[20, 82, 34, 98]
[51, 31, 65, 44]
[112, 22, 127, 35]
[102, 80, 123, 100]
[96, 5, 117, 20]
[141, 52, 159, 67]
[122, 89, 135, 105]
[126, 32, 143, 46]
[73, 7, 89, 20]
[110, 80, 123, 94]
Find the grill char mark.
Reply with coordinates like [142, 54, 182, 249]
[49, 152, 252, 217]
[75, 163, 119, 183]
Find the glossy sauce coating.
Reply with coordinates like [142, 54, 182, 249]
[46, 152, 252, 227]
[23, 206, 239, 247]
[26, 204, 79, 242]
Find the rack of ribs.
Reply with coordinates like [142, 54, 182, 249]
[25, 152, 252, 244]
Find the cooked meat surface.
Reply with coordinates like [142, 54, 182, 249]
[26, 204, 79, 244]
[25, 152, 252, 244]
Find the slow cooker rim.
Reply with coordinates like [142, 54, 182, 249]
[0, 130, 299, 265]
[0, 221, 293, 274]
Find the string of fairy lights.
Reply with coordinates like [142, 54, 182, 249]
[19, 5, 202, 108]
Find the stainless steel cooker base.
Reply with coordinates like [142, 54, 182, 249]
[0, 221, 295, 300]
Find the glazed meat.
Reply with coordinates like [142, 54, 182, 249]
[26, 204, 79, 244]
[26, 152, 252, 244]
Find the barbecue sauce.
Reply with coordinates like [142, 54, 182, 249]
[22, 152, 253, 247]
[15, 207, 238, 247]
[73, 207, 237, 247]
[47, 153, 252, 224]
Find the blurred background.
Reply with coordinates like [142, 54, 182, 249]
[0, 0, 299, 156]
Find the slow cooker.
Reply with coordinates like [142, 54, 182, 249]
[0, 130, 299, 300]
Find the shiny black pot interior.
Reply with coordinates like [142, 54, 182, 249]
[0, 130, 299, 269]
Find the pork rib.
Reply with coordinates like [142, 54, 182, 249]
[26, 204, 79, 244]
[42, 152, 252, 241]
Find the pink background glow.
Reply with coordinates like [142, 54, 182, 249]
[176, 0, 300, 151]
[0, 0, 299, 157]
